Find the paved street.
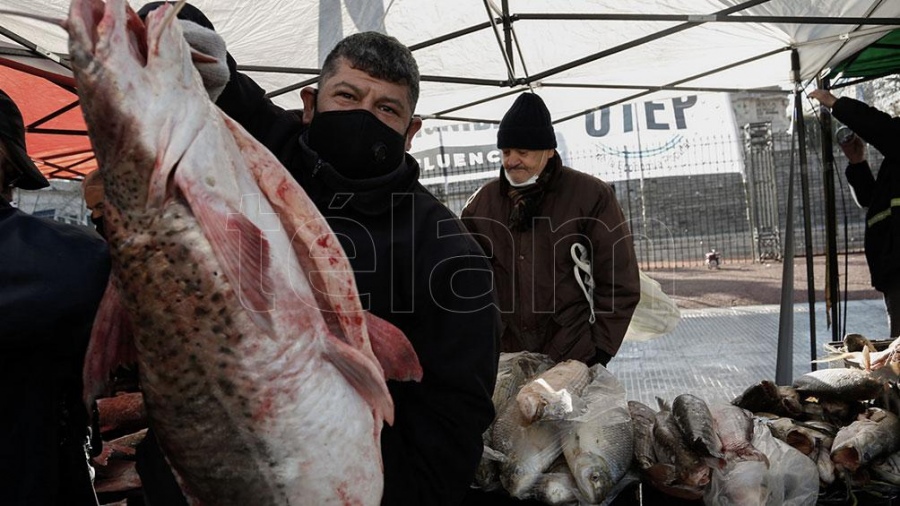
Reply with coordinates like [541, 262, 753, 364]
[607, 298, 891, 408]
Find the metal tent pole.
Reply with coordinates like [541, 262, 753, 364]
[818, 76, 842, 345]
[792, 50, 819, 372]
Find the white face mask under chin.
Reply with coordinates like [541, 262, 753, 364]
[504, 153, 547, 187]
[504, 170, 539, 187]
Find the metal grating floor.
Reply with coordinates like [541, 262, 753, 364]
[607, 299, 890, 408]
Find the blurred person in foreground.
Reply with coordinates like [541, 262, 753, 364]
[135, 3, 500, 505]
[0, 88, 110, 505]
[811, 88, 900, 337]
[461, 92, 641, 367]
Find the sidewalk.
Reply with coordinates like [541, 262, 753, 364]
[607, 298, 890, 408]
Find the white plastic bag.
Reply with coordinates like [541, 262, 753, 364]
[623, 270, 681, 342]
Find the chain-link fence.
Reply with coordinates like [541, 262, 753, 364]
[425, 119, 872, 270]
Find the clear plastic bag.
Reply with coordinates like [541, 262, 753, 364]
[624, 270, 681, 342]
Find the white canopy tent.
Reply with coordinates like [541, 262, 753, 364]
[2, 0, 900, 125]
[2, 0, 899, 382]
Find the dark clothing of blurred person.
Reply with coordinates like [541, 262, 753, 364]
[0, 88, 109, 505]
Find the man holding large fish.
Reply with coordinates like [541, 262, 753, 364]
[101, 2, 499, 505]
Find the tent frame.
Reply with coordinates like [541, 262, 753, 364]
[3, 0, 900, 379]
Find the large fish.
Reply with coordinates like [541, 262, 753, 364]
[732, 380, 802, 418]
[709, 404, 766, 463]
[627, 400, 657, 471]
[560, 365, 633, 504]
[831, 407, 900, 472]
[492, 397, 563, 498]
[672, 393, 725, 463]
[516, 359, 590, 423]
[649, 406, 709, 500]
[792, 368, 885, 401]
[475, 351, 555, 491]
[68, 0, 421, 504]
[492, 351, 556, 415]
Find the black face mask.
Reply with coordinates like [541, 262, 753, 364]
[307, 109, 407, 179]
[90, 215, 106, 239]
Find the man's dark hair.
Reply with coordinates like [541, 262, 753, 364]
[321, 32, 420, 113]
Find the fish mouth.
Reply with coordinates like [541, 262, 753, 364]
[69, 0, 150, 65]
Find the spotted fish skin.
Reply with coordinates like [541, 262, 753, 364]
[70, 1, 419, 504]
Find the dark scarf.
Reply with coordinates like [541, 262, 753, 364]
[505, 155, 559, 231]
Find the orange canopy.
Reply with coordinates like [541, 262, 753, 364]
[0, 48, 95, 180]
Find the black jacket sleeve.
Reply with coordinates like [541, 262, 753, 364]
[379, 226, 499, 506]
[0, 210, 110, 350]
[845, 160, 876, 208]
[832, 97, 900, 161]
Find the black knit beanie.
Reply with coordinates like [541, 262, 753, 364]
[137, 2, 216, 29]
[497, 92, 557, 150]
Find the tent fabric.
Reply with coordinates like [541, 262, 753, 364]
[0, 54, 93, 178]
[1, 0, 900, 181]
[826, 28, 900, 83]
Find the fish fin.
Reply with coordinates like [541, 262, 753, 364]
[656, 397, 671, 412]
[82, 279, 138, 409]
[324, 332, 396, 426]
[177, 178, 275, 333]
[366, 312, 423, 382]
[219, 115, 370, 350]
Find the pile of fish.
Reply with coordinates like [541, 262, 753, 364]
[477, 339, 900, 505]
[475, 352, 636, 504]
[630, 391, 822, 505]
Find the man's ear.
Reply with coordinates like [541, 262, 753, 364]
[300, 87, 317, 125]
[405, 116, 423, 152]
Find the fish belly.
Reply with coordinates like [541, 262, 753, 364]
[117, 205, 382, 505]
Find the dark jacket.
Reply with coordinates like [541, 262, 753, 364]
[0, 198, 110, 505]
[832, 97, 900, 292]
[214, 66, 500, 505]
[461, 159, 640, 363]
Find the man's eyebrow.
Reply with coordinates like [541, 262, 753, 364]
[331, 80, 362, 95]
[331, 80, 408, 113]
[378, 96, 407, 113]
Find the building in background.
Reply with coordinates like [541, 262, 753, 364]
[14, 179, 89, 227]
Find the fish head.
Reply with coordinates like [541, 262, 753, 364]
[570, 453, 614, 503]
[517, 393, 544, 423]
[67, 0, 211, 218]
